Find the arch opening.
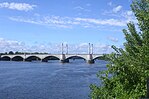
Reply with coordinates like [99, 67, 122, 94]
[93, 56, 106, 63]
[93, 57, 101, 60]
[42, 56, 60, 62]
[93, 56, 106, 61]
[1, 56, 11, 61]
[66, 56, 86, 63]
[25, 56, 41, 62]
[12, 56, 24, 61]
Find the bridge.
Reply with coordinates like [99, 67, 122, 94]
[0, 54, 103, 64]
[0, 43, 103, 63]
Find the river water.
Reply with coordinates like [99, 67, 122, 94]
[0, 60, 107, 99]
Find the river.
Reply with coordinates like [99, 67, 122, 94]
[0, 60, 107, 99]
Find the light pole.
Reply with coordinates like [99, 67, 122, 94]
[22, 49, 24, 55]
[61, 43, 64, 54]
[66, 44, 68, 54]
[91, 44, 93, 54]
[88, 43, 91, 54]
[22, 49, 26, 61]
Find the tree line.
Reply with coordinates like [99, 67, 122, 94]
[0, 51, 48, 55]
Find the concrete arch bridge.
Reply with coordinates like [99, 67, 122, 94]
[0, 54, 103, 64]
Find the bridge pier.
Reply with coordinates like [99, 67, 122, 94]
[60, 59, 69, 63]
[42, 60, 48, 62]
[87, 54, 94, 64]
[60, 54, 69, 63]
[87, 60, 94, 64]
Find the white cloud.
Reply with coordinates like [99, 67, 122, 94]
[121, 10, 137, 23]
[113, 5, 122, 13]
[108, 2, 113, 6]
[102, 7, 137, 25]
[74, 6, 84, 10]
[9, 15, 127, 28]
[107, 36, 118, 42]
[86, 3, 91, 6]
[0, 2, 36, 11]
[75, 17, 126, 26]
[126, 11, 133, 16]
[0, 38, 25, 52]
[0, 38, 114, 54]
[9, 16, 74, 28]
[74, 6, 91, 12]
[94, 43, 114, 54]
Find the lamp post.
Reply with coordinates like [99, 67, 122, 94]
[88, 43, 91, 54]
[61, 43, 64, 54]
[66, 44, 68, 54]
[91, 44, 93, 54]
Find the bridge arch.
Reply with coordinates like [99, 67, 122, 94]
[66, 56, 86, 60]
[42, 56, 60, 62]
[12, 56, 24, 61]
[65, 56, 86, 63]
[25, 56, 41, 62]
[93, 56, 102, 60]
[93, 55, 106, 61]
[1, 56, 11, 61]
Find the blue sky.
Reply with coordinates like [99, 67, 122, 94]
[0, 0, 136, 54]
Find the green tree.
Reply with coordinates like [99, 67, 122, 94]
[8, 51, 14, 55]
[90, 0, 149, 98]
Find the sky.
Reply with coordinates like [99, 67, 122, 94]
[0, 0, 137, 54]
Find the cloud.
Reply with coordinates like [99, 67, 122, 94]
[113, 5, 122, 13]
[9, 16, 75, 28]
[0, 38, 114, 54]
[126, 11, 133, 16]
[74, 6, 84, 10]
[86, 3, 91, 6]
[74, 6, 91, 12]
[121, 10, 137, 24]
[107, 36, 118, 42]
[9, 14, 129, 29]
[102, 8, 137, 25]
[0, 2, 36, 11]
[75, 17, 126, 26]
[108, 2, 113, 6]
[0, 38, 25, 52]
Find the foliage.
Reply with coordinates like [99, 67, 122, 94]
[90, 0, 149, 98]
[98, 54, 110, 61]
[0, 51, 48, 55]
[8, 51, 14, 55]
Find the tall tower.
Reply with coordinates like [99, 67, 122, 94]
[61, 43, 64, 54]
[66, 44, 68, 54]
[91, 44, 93, 54]
[88, 43, 91, 54]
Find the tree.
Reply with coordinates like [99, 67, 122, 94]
[90, 0, 149, 98]
[8, 51, 14, 55]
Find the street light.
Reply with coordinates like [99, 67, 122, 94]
[91, 44, 93, 54]
[61, 43, 64, 54]
[66, 44, 68, 54]
[88, 43, 91, 54]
